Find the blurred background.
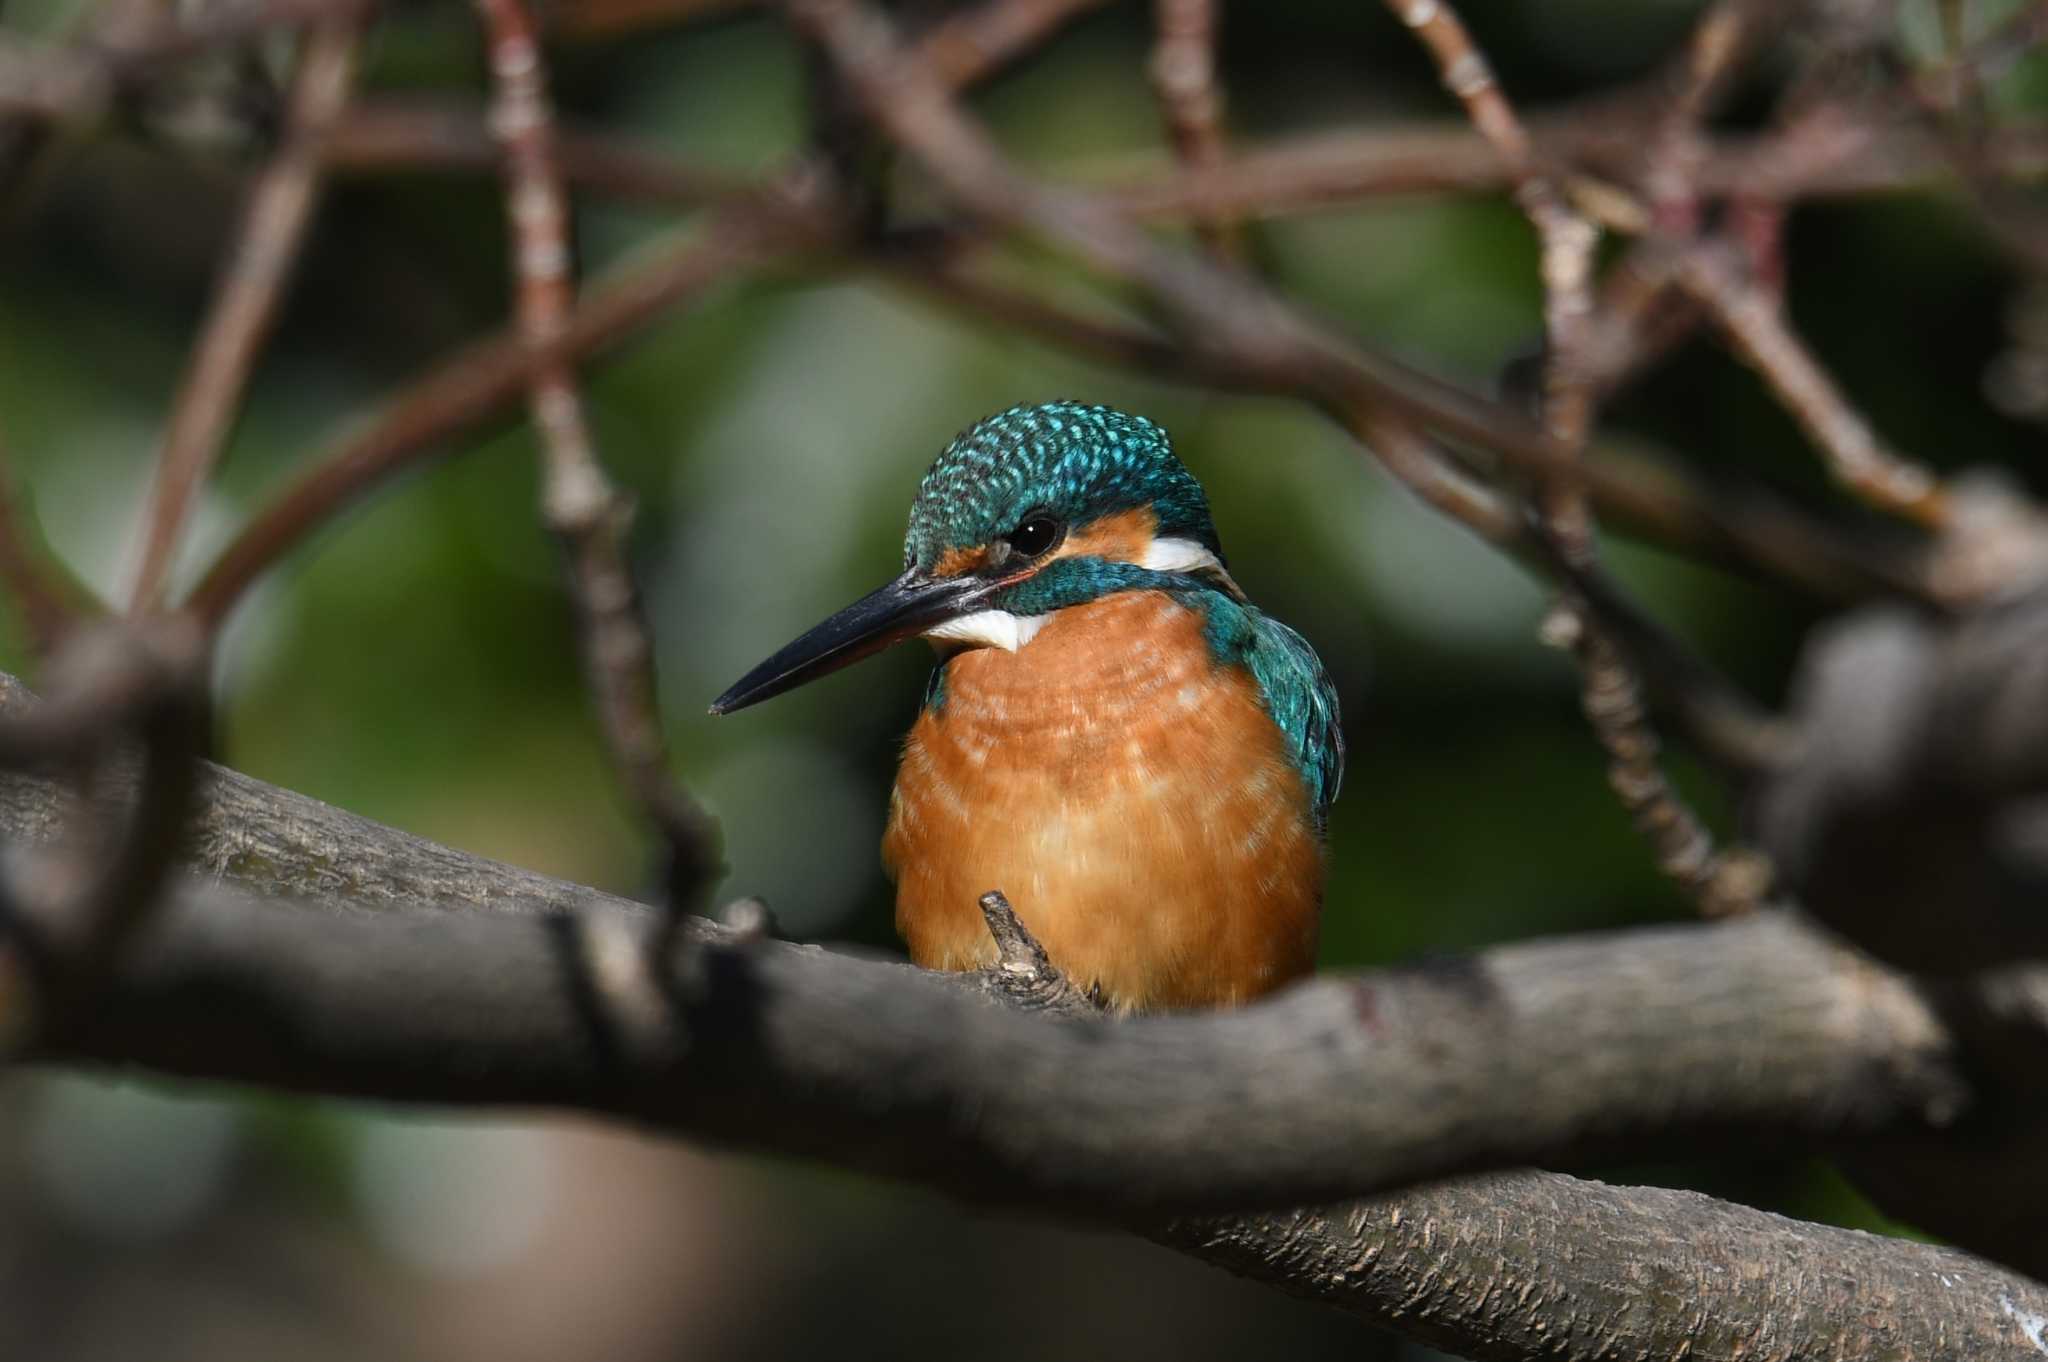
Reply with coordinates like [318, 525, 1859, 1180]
[1, 0, 2044, 1358]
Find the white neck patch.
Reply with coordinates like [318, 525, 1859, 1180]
[1140, 536, 1225, 575]
[924, 609, 1048, 653]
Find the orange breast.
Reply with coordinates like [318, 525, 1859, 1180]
[882, 590, 1324, 1013]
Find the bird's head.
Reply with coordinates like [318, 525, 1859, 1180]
[710, 401, 1228, 714]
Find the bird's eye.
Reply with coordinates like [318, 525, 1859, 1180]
[1004, 514, 1064, 559]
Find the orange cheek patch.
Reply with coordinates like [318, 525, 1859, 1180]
[929, 506, 1160, 591]
[933, 545, 991, 577]
[1055, 506, 1158, 566]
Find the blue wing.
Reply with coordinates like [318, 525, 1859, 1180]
[1244, 613, 1345, 830]
[1190, 590, 1344, 832]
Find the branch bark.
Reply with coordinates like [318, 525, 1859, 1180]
[0, 671, 2044, 1356]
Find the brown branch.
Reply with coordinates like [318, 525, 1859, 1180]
[1679, 241, 1952, 532]
[471, 0, 721, 909]
[182, 207, 790, 629]
[184, 0, 1111, 633]
[320, 98, 753, 205]
[23, 866, 2044, 1355]
[0, 749, 1972, 1224]
[781, 0, 1583, 555]
[1147, 0, 1238, 255]
[914, 0, 1110, 89]
[124, 18, 361, 614]
[3, 665, 2047, 1351]
[1160, 1172, 2047, 1361]
[1384, 0, 1766, 914]
[882, 247, 1928, 604]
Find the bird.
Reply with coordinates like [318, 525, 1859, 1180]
[710, 401, 1342, 1012]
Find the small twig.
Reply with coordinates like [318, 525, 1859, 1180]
[1540, 606, 1772, 916]
[186, 0, 1106, 635]
[1643, 0, 1777, 229]
[1148, 0, 1238, 256]
[914, 0, 1110, 88]
[471, 0, 723, 917]
[975, 891, 1103, 1019]
[1386, 0, 1769, 915]
[124, 17, 362, 614]
[1679, 241, 1950, 530]
[320, 98, 754, 205]
[183, 208, 785, 629]
[1343, 402, 1521, 545]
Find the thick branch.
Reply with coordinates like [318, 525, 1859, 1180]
[1162, 1174, 2048, 1362]
[13, 855, 1963, 1215]
[4, 670, 2047, 1352]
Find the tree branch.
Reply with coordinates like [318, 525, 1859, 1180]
[124, 17, 362, 613]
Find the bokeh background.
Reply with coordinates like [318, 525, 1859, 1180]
[1, 0, 2045, 1358]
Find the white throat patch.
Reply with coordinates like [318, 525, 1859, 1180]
[921, 537, 1228, 655]
[924, 610, 1048, 653]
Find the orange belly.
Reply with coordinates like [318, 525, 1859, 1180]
[882, 590, 1323, 1013]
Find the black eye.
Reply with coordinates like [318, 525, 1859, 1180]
[1005, 514, 1063, 559]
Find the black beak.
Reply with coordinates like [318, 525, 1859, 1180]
[709, 569, 997, 715]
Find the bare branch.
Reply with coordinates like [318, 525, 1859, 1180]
[182, 208, 787, 629]
[471, 0, 721, 909]
[1382, 0, 1766, 915]
[1680, 240, 1952, 531]
[1, 658, 2045, 1348]
[1161, 1173, 2048, 1362]
[124, 18, 362, 614]
[1148, 0, 1237, 255]
[915, 0, 1110, 89]
[320, 97, 753, 205]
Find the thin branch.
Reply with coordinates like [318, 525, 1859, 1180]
[1147, 0, 1238, 255]
[1679, 241, 1951, 531]
[182, 208, 788, 629]
[471, 0, 721, 909]
[881, 246, 1931, 605]
[124, 18, 361, 614]
[320, 98, 753, 205]
[1643, 0, 1778, 228]
[781, 0, 1589, 534]
[1384, 0, 1767, 914]
[914, 0, 1110, 89]
[185, 0, 1114, 632]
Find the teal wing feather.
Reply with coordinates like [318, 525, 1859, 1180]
[1244, 613, 1345, 830]
[1190, 592, 1344, 831]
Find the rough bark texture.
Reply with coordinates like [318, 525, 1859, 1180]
[2, 663, 2047, 1356]
[1163, 1175, 2048, 1362]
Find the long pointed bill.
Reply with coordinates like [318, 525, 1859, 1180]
[709, 569, 996, 715]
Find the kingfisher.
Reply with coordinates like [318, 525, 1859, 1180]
[710, 402, 1342, 1012]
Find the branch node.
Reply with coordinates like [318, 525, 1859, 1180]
[718, 895, 778, 943]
